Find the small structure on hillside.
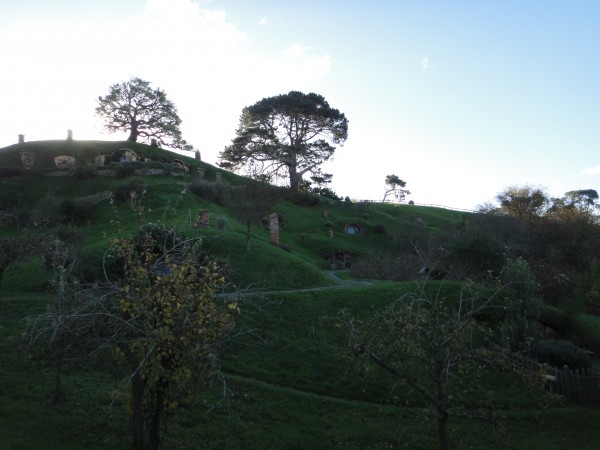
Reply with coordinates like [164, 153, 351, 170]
[269, 213, 279, 246]
[194, 210, 210, 228]
[344, 223, 363, 235]
[19, 151, 36, 169]
[110, 148, 140, 163]
[320, 249, 356, 270]
[67, 129, 73, 141]
[54, 155, 76, 168]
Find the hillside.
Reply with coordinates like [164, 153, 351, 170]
[0, 139, 466, 290]
[2, 140, 600, 449]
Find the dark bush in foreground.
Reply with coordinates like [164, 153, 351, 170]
[530, 339, 593, 370]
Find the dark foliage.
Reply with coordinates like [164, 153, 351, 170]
[286, 190, 321, 207]
[71, 166, 97, 180]
[114, 163, 137, 179]
[189, 179, 218, 202]
[58, 200, 93, 226]
[113, 180, 147, 203]
[0, 166, 25, 177]
[530, 339, 593, 370]
[372, 223, 387, 235]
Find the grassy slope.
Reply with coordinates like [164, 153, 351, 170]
[1, 141, 599, 449]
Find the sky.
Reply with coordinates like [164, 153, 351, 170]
[1, 0, 599, 210]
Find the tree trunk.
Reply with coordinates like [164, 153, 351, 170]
[436, 405, 450, 450]
[148, 389, 164, 450]
[288, 164, 300, 191]
[130, 372, 145, 450]
[128, 120, 139, 142]
[434, 361, 450, 450]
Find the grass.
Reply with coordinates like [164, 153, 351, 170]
[3, 286, 600, 449]
[2, 140, 600, 449]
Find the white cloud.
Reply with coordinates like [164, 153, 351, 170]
[281, 43, 332, 82]
[258, 16, 268, 25]
[0, 0, 334, 165]
[583, 165, 600, 174]
[421, 56, 430, 71]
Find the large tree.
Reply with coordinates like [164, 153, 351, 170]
[495, 185, 548, 223]
[219, 91, 348, 191]
[96, 77, 191, 149]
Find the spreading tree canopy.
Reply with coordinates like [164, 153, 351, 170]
[219, 91, 348, 191]
[382, 174, 410, 202]
[95, 77, 191, 150]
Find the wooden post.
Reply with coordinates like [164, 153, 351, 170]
[269, 213, 279, 246]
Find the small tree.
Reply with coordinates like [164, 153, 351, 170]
[564, 189, 599, 213]
[107, 230, 238, 450]
[96, 77, 192, 150]
[495, 185, 548, 223]
[338, 282, 545, 450]
[382, 175, 410, 202]
[27, 226, 238, 450]
[229, 180, 283, 250]
[219, 91, 348, 191]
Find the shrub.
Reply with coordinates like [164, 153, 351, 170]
[189, 179, 218, 202]
[114, 162, 136, 179]
[287, 190, 320, 207]
[350, 252, 421, 281]
[30, 191, 63, 227]
[215, 181, 231, 206]
[58, 199, 93, 225]
[71, 166, 97, 180]
[131, 223, 181, 257]
[530, 339, 593, 370]
[0, 166, 25, 177]
[373, 223, 386, 235]
[113, 180, 147, 203]
[217, 215, 228, 230]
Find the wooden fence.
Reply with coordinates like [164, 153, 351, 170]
[543, 365, 600, 402]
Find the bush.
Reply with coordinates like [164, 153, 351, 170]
[350, 252, 421, 281]
[30, 191, 63, 227]
[113, 180, 147, 203]
[215, 181, 231, 206]
[530, 339, 593, 370]
[58, 199, 93, 225]
[189, 179, 218, 202]
[287, 190, 320, 207]
[114, 162, 137, 179]
[217, 215, 228, 230]
[373, 224, 386, 235]
[0, 166, 25, 177]
[71, 166, 97, 180]
[131, 223, 181, 257]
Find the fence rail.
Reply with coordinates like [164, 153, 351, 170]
[364, 199, 477, 213]
[544, 365, 600, 402]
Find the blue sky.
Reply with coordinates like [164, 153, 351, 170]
[1, 0, 599, 209]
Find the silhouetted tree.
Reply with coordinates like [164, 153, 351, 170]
[382, 175, 410, 202]
[96, 77, 192, 150]
[495, 185, 548, 223]
[219, 91, 348, 191]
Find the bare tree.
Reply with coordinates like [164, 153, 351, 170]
[338, 281, 546, 450]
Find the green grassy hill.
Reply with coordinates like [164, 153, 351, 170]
[1, 140, 599, 449]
